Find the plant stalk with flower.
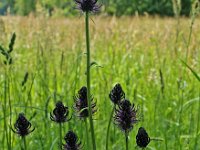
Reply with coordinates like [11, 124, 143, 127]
[63, 131, 82, 150]
[106, 83, 125, 150]
[50, 101, 71, 149]
[114, 99, 139, 150]
[74, 86, 97, 149]
[74, 1, 101, 150]
[12, 113, 35, 150]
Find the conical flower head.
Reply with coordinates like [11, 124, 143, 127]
[50, 101, 71, 123]
[74, 86, 96, 118]
[109, 83, 125, 104]
[136, 127, 150, 148]
[114, 99, 138, 133]
[63, 131, 82, 150]
[74, 0, 101, 13]
[12, 113, 35, 137]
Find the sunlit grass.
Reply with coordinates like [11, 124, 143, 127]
[0, 15, 199, 149]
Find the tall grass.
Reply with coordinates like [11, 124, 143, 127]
[0, 15, 199, 149]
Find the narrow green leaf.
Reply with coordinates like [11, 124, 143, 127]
[181, 59, 200, 82]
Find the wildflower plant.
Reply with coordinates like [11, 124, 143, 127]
[106, 83, 125, 150]
[12, 113, 35, 150]
[74, 86, 96, 119]
[50, 101, 71, 123]
[63, 131, 82, 150]
[74, 86, 96, 149]
[74, 0, 101, 13]
[50, 101, 71, 149]
[109, 83, 125, 105]
[136, 127, 150, 149]
[114, 99, 139, 150]
[74, 0, 101, 149]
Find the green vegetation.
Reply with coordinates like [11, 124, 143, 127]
[0, 0, 193, 16]
[0, 14, 199, 149]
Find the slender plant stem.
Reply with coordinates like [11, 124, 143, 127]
[174, 0, 181, 56]
[106, 105, 115, 150]
[174, 13, 180, 56]
[185, 22, 193, 64]
[84, 119, 90, 150]
[85, 11, 96, 150]
[125, 132, 128, 150]
[22, 137, 26, 150]
[185, 8, 198, 65]
[194, 89, 200, 149]
[150, 137, 164, 141]
[4, 66, 11, 150]
[8, 66, 12, 150]
[178, 88, 184, 149]
[59, 123, 62, 150]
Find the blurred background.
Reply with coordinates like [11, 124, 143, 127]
[0, 0, 192, 17]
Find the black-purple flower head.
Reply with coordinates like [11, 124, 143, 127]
[74, 0, 101, 13]
[12, 113, 35, 137]
[114, 99, 138, 133]
[136, 127, 150, 148]
[74, 86, 96, 119]
[50, 101, 71, 123]
[63, 131, 82, 150]
[109, 83, 125, 105]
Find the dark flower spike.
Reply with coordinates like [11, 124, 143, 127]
[63, 131, 82, 150]
[136, 127, 150, 148]
[74, 86, 96, 119]
[50, 101, 71, 123]
[114, 99, 138, 133]
[109, 83, 125, 105]
[74, 0, 101, 13]
[11, 113, 35, 137]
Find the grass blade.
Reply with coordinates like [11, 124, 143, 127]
[181, 59, 200, 82]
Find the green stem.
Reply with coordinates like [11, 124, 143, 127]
[194, 90, 200, 149]
[178, 89, 184, 149]
[84, 119, 90, 150]
[59, 123, 62, 150]
[106, 105, 115, 150]
[85, 11, 96, 150]
[125, 132, 128, 150]
[4, 66, 11, 150]
[8, 67, 12, 150]
[150, 137, 164, 141]
[185, 21, 193, 64]
[22, 137, 26, 150]
[174, 12, 180, 56]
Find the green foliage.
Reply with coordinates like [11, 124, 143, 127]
[14, 0, 36, 16]
[107, 0, 174, 16]
[0, 0, 194, 16]
[105, 0, 192, 16]
[181, 0, 192, 16]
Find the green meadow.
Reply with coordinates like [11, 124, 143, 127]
[0, 16, 199, 149]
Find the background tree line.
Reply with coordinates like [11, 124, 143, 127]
[0, 0, 192, 16]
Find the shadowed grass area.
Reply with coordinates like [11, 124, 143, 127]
[0, 16, 199, 149]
